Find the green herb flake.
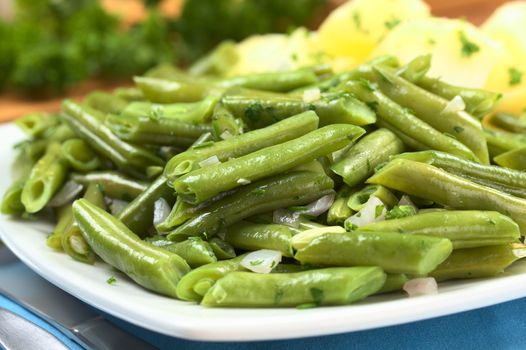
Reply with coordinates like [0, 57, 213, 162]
[352, 11, 362, 31]
[250, 259, 264, 266]
[291, 53, 298, 61]
[508, 67, 523, 86]
[148, 106, 164, 121]
[290, 205, 308, 212]
[386, 205, 417, 220]
[488, 218, 497, 225]
[357, 78, 375, 91]
[244, 103, 264, 122]
[192, 141, 214, 149]
[384, 18, 401, 30]
[453, 126, 465, 134]
[427, 37, 436, 46]
[297, 303, 317, 310]
[274, 288, 284, 305]
[443, 132, 457, 139]
[106, 276, 117, 285]
[458, 31, 480, 58]
[375, 204, 385, 218]
[310, 287, 324, 305]
[251, 188, 266, 196]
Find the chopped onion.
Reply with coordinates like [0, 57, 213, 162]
[302, 88, 321, 103]
[273, 209, 301, 228]
[442, 95, 465, 114]
[198, 155, 220, 168]
[153, 198, 171, 229]
[237, 178, 251, 185]
[48, 180, 84, 207]
[403, 277, 438, 297]
[241, 249, 282, 273]
[109, 199, 129, 217]
[300, 193, 336, 217]
[220, 130, 234, 140]
[344, 196, 386, 229]
[291, 226, 346, 250]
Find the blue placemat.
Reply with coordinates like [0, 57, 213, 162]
[1, 291, 525, 350]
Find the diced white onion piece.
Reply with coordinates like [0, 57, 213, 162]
[442, 95, 465, 114]
[300, 193, 336, 217]
[240, 249, 282, 274]
[398, 195, 418, 212]
[403, 277, 438, 297]
[48, 180, 84, 207]
[273, 209, 301, 228]
[291, 226, 346, 250]
[153, 198, 171, 229]
[220, 130, 234, 140]
[109, 199, 129, 217]
[237, 178, 251, 185]
[302, 88, 321, 103]
[198, 155, 220, 168]
[345, 196, 387, 229]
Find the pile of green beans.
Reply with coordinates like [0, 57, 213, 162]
[5, 54, 526, 309]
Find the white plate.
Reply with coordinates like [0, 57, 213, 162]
[2, 122, 526, 342]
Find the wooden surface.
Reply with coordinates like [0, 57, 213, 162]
[0, 0, 509, 122]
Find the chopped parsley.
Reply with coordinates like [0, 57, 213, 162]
[375, 204, 385, 218]
[148, 106, 164, 121]
[274, 288, 284, 305]
[453, 126, 465, 134]
[352, 11, 362, 31]
[385, 205, 417, 220]
[508, 67, 523, 86]
[357, 78, 375, 91]
[488, 218, 497, 225]
[290, 53, 298, 61]
[458, 31, 480, 58]
[310, 287, 324, 305]
[384, 18, 401, 30]
[251, 188, 266, 195]
[106, 276, 117, 285]
[443, 132, 457, 139]
[290, 205, 308, 212]
[244, 103, 264, 123]
[249, 259, 264, 266]
[427, 37, 436, 46]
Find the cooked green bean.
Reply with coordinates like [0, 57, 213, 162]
[156, 197, 198, 232]
[484, 127, 526, 158]
[211, 103, 244, 140]
[222, 91, 375, 128]
[225, 221, 295, 257]
[188, 41, 238, 76]
[295, 231, 453, 275]
[21, 143, 69, 213]
[430, 243, 526, 281]
[494, 147, 526, 171]
[173, 124, 363, 204]
[368, 158, 526, 234]
[1, 179, 26, 215]
[487, 113, 526, 134]
[15, 113, 59, 138]
[347, 185, 398, 211]
[84, 91, 128, 115]
[62, 100, 163, 178]
[167, 171, 334, 241]
[358, 210, 520, 249]
[331, 129, 404, 187]
[395, 151, 526, 198]
[114, 87, 144, 102]
[61, 139, 100, 172]
[165, 111, 319, 179]
[327, 185, 354, 225]
[342, 80, 479, 162]
[208, 238, 237, 260]
[376, 274, 409, 294]
[201, 267, 386, 307]
[134, 76, 215, 103]
[146, 236, 217, 268]
[73, 199, 190, 297]
[396, 54, 431, 83]
[176, 254, 248, 302]
[71, 172, 148, 200]
[370, 66, 488, 164]
[46, 205, 72, 251]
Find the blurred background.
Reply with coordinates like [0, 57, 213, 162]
[0, 0, 512, 121]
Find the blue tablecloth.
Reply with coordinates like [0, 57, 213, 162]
[1, 290, 526, 350]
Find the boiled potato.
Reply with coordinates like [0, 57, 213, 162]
[372, 18, 506, 88]
[318, 0, 430, 63]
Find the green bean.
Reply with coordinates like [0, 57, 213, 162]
[430, 243, 526, 281]
[145, 64, 192, 81]
[72, 199, 190, 298]
[71, 172, 148, 200]
[225, 221, 295, 257]
[494, 147, 526, 171]
[121, 95, 219, 124]
[62, 100, 163, 177]
[342, 80, 479, 162]
[84, 91, 128, 115]
[167, 171, 334, 241]
[487, 112, 526, 134]
[21, 139, 48, 162]
[368, 158, 526, 234]
[118, 175, 176, 236]
[15, 113, 59, 138]
[396, 54, 431, 83]
[62, 183, 106, 264]
[61, 139, 100, 172]
[327, 185, 354, 225]
[21, 143, 68, 213]
[156, 197, 197, 232]
[201, 267, 385, 307]
[45, 123, 76, 143]
[295, 231, 453, 275]
[106, 114, 212, 147]
[291, 226, 346, 251]
[208, 238, 237, 260]
[370, 66, 489, 164]
[376, 274, 409, 294]
[165, 111, 319, 179]
[408, 75, 502, 119]
[146, 166, 163, 179]
[146, 236, 217, 268]
[347, 185, 398, 211]
[484, 127, 526, 158]
[114, 87, 144, 102]
[176, 255, 248, 302]
[395, 151, 526, 199]
[1, 179, 26, 215]
[211, 103, 244, 140]
[331, 129, 404, 187]
[46, 205, 72, 251]
[222, 91, 375, 128]
[134, 76, 215, 103]
[173, 124, 363, 204]
[188, 41, 238, 76]
[358, 210, 520, 249]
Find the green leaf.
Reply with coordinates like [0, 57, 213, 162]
[508, 67, 523, 86]
[458, 31, 480, 58]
